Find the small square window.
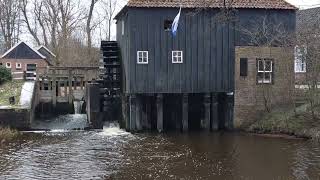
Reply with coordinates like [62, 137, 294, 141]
[172, 51, 183, 63]
[6, 62, 11, 68]
[257, 58, 274, 84]
[137, 51, 148, 64]
[164, 20, 173, 31]
[16, 63, 22, 69]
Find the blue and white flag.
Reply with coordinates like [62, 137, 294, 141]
[171, 7, 181, 36]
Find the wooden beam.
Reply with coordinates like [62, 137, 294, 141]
[52, 70, 57, 107]
[136, 95, 142, 131]
[204, 93, 211, 131]
[182, 94, 189, 132]
[225, 93, 234, 130]
[156, 94, 163, 133]
[68, 70, 73, 104]
[129, 94, 137, 131]
[211, 94, 219, 131]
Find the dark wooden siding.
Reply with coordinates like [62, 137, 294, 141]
[119, 8, 235, 94]
[116, 7, 295, 94]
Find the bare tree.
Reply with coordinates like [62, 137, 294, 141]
[86, 0, 98, 49]
[21, 0, 41, 45]
[0, 0, 22, 50]
[102, 0, 119, 41]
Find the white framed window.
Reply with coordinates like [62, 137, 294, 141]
[257, 58, 273, 84]
[6, 62, 11, 68]
[295, 46, 307, 73]
[16, 63, 22, 69]
[172, 51, 183, 63]
[121, 20, 125, 35]
[137, 51, 148, 64]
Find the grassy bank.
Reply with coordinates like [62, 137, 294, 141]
[0, 127, 21, 143]
[247, 104, 320, 141]
[0, 80, 24, 107]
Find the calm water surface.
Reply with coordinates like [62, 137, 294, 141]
[0, 115, 319, 180]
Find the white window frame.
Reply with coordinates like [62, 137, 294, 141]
[294, 46, 307, 73]
[6, 62, 11, 68]
[172, 51, 183, 64]
[121, 20, 125, 36]
[16, 62, 22, 69]
[137, 51, 148, 64]
[257, 59, 273, 84]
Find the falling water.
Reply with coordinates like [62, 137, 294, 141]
[73, 101, 84, 114]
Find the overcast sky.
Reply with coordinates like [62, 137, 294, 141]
[286, 0, 320, 9]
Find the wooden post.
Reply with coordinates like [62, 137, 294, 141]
[57, 78, 61, 97]
[156, 94, 163, 133]
[68, 70, 73, 104]
[182, 94, 189, 132]
[136, 95, 142, 131]
[52, 70, 57, 107]
[204, 93, 211, 131]
[80, 77, 84, 90]
[225, 93, 234, 130]
[146, 97, 152, 130]
[122, 95, 130, 131]
[129, 94, 137, 131]
[64, 79, 68, 98]
[211, 94, 219, 131]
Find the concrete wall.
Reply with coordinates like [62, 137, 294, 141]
[234, 46, 295, 128]
[0, 82, 37, 130]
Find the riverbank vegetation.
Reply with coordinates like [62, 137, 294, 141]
[247, 104, 320, 141]
[0, 127, 20, 143]
[0, 80, 24, 107]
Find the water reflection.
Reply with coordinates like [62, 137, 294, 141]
[0, 115, 319, 179]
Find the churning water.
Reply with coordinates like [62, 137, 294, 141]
[0, 114, 320, 179]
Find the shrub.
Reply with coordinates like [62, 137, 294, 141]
[0, 67, 12, 84]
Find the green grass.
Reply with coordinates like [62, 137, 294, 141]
[0, 80, 24, 107]
[248, 104, 320, 140]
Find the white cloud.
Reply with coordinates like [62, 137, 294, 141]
[285, 0, 320, 9]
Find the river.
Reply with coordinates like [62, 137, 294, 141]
[0, 115, 319, 180]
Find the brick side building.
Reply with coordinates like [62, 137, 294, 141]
[234, 47, 295, 127]
[0, 42, 54, 80]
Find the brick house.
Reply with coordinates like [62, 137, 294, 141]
[0, 42, 55, 80]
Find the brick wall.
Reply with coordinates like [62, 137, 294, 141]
[0, 58, 49, 79]
[234, 46, 295, 128]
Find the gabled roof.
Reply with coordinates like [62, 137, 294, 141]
[1, 41, 46, 59]
[37, 45, 56, 58]
[126, 0, 297, 10]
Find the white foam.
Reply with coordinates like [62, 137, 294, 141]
[99, 123, 131, 137]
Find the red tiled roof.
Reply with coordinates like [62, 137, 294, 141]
[127, 0, 297, 10]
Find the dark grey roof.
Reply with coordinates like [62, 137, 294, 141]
[1, 42, 46, 59]
[297, 7, 320, 31]
[37, 46, 55, 64]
